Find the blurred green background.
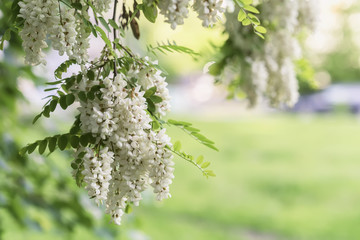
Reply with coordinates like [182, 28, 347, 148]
[2, 0, 360, 240]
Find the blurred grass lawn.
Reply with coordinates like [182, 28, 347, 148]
[137, 114, 360, 240]
[3, 114, 360, 240]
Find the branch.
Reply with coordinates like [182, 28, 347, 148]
[112, 0, 118, 76]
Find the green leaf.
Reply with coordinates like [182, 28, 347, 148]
[70, 118, 81, 135]
[255, 26, 267, 34]
[241, 0, 253, 4]
[184, 126, 200, 132]
[88, 133, 97, 144]
[144, 86, 157, 98]
[149, 42, 200, 60]
[196, 155, 204, 165]
[108, 19, 119, 29]
[78, 152, 86, 158]
[146, 98, 156, 113]
[75, 170, 84, 187]
[80, 134, 89, 147]
[58, 135, 68, 150]
[76, 74, 82, 83]
[87, 70, 95, 80]
[142, 4, 158, 23]
[255, 32, 265, 39]
[59, 95, 68, 110]
[49, 99, 58, 112]
[242, 18, 252, 26]
[95, 26, 114, 55]
[19, 146, 27, 156]
[71, 2, 82, 10]
[32, 113, 42, 124]
[70, 135, 80, 148]
[75, 158, 82, 164]
[99, 16, 111, 32]
[78, 91, 87, 102]
[201, 162, 210, 169]
[61, 84, 68, 93]
[0, 29, 11, 50]
[44, 87, 58, 92]
[87, 91, 95, 100]
[43, 106, 50, 118]
[167, 119, 192, 126]
[89, 23, 98, 38]
[191, 132, 215, 144]
[54, 59, 76, 79]
[238, 10, 246, 22]
[48, 137, 57, 153]
[205, 170, 216, 177]
[65, 76, 76, 90]
[27, 142, 38, 154]
[46, 80, 63, 85]
[71, 162, 78, 169]
[125, 204, 132, 214]
[243, 5, 259, 14]
[173, 141, 181, 152]
[38, 140, 48, 154]
[248, 13, 260, 25]
[203, 143, 219, 152]
[150, 95, 162, 103]
[66, 94, 75, 106]
[3, 29, 11, 41]
[152, 120, 160, 130]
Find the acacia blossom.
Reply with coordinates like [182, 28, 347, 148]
[223, 0, 317, 107]
[18, 0, 88, 65]
[193, 0, 225, 27]
[70, 59, 174, 225]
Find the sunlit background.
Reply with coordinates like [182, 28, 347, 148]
[1, 0, 360, 240]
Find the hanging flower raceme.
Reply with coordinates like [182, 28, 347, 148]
[215, 0, 318, 107]
[157, 0, 224, 29]
[18, 0, 58, 65]
[18, 0, 89, 65]
[66, 58, 174, 225]
[91, 0, 112, 13]
[193, 0, 225, 27]
[158, 0, 191, 29]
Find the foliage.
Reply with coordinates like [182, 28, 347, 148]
[234, 0, 267, 39]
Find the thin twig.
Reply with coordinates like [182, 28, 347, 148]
[166, 146, 207, 176]
[58, 0, 63, 24]
[112, 0, 118, 76]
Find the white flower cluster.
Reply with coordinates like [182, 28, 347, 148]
[224, 0, 317, 107]
[18, 0, 57, 65]
[80, 147, 114, 203]
[193, 0, 225, 27]
[18, 0, 89, 65]
[158, 0, 191, 29]
[72, 60, 174, 225]
[91, 0, 112, 14]
[73, 18, 91, 63]
[128, 58, 171, 116]
[48, 8, 77, 58]
[158, 0, 224, 29]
